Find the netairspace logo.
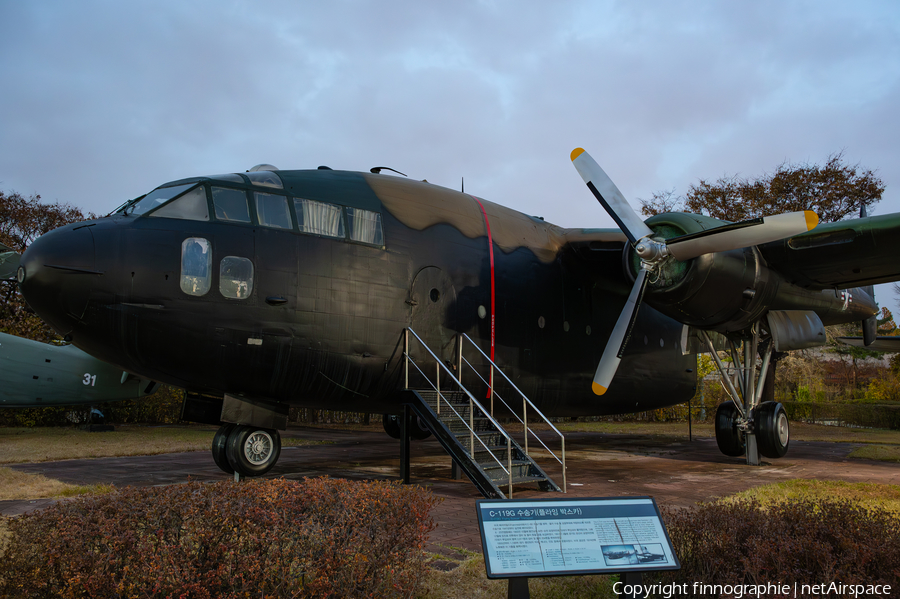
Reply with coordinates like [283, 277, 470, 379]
[611, 581, 892, 598]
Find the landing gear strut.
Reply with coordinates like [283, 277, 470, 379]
[211, 424, 282, 477]
[702, 319, 790, 465]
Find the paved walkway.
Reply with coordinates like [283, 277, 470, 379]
[3, 426, 899, 553]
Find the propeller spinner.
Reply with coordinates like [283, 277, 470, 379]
[570, 148, 819, 395]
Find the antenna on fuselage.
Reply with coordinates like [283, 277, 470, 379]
[370, 167, 407, 177]
[462, 177, 464, 193]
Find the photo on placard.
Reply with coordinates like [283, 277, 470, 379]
[601, 544, 638, 565]
[635, 543, 667, 563]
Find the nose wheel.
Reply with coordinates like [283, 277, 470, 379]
[211, 424, 282, 476]
[211, 424, 236, 474]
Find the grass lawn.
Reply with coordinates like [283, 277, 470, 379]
[721, 479, 900, 513]
[0, 467, 113, 501]
[546, 419, 900, 450]
[0, 425, 221, 464]
[0, 425, 329, 503]
[0, 424, 325, 465]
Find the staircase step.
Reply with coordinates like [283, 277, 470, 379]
[453, 431, 507, 448]
[405, 368, 563, 497]
[443, 419, 496, 434]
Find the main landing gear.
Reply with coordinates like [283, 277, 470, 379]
[715, 399, 790, 460]
[211, 423, 282, 477]
[382, 412, 432, 440]
[701, 321, 790, 465]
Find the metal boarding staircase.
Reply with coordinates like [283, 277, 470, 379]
[402, 328, 566, 499]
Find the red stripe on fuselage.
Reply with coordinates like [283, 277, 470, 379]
[471, 196, 495, 363]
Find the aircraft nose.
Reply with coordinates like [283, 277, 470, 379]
[19, 223, 98, 334]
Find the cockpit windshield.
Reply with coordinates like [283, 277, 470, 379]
[123, 184, 195, 215]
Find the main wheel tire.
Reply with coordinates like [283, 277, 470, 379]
[755, 401, 790, 458]
[212, 423, 236, 474]
[383, 413, 401, 439]
[382, 413, 432, 440]
[226, 426, 281, 476]
[410, 415, 432, 440]
[715, 401, 745, 457]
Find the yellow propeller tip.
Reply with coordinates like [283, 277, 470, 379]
[804, 211, 819, 230]
[592, 381, 608, 395]
[570, 147, 585, 161]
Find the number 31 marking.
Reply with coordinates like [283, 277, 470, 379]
[83, 373, 97, 387]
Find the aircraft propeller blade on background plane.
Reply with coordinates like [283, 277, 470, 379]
[570, 147, 819, 395]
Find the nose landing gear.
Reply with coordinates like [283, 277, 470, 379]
[211, 423, 282, 477]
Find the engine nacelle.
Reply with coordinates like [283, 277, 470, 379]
[627, 212, 876, 336]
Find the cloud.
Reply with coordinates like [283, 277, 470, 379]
[0, 0, 898, 232]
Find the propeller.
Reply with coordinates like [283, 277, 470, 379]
[570, 147, 819, 395]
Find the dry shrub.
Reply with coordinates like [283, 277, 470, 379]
[651, 499, 900, 596]
[0, 477, 438, 598]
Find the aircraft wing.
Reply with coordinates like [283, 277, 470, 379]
[837, 336, 900, 352]
[757, 213, 900, 290]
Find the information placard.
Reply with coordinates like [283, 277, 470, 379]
[476, 496, 680, 578]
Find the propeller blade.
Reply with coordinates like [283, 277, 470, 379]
[592, 268, 649, 395]
[571, 148, 654, 245]
[666, 211, 818, 261]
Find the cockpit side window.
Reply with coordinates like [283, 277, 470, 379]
[180, 237, 212, 296]
[346, 207, 384, 246]
[220, 256, 254, 299]
[212, 187, 252, 223]
[295, 198, 345, 238]
[255, 192, 292, 229]
[150, 186, 210, 221]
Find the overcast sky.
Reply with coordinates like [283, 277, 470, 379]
[3, 1, 900, 300]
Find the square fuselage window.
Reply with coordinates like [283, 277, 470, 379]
[346, 207, 384, 245]
[212, 187, 251, 223]
[295, 198, 345, 238]
[256, 192, 292, 229]
[219, 256, 254, 299]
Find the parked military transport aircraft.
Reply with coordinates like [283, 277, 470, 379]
[0, 332, 158, 408]
[15, 149, 900, 482]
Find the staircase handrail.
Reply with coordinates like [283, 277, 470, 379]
[459, 354, 563, 463]
[460, 333, 566, 492]
[404, 358, 511, 477]
[404, 328, 513, 491]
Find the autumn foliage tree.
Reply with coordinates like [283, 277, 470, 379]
[640, 151, 885, 223]
[0, 190, 92, 342]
